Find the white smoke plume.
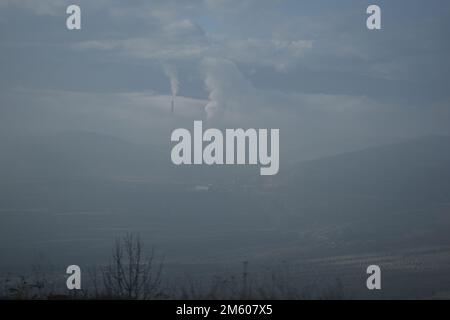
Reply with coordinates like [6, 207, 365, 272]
[202, 58, 253, 122]
[204, 74, 223, 121]
[163, 64, 179, 113]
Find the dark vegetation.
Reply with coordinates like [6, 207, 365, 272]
[0, 233, 347, 300]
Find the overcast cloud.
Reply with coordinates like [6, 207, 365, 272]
[1, 0, 449, 160]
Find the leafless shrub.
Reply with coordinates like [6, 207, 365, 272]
[1, 236, 348, 300]
[96, 233, 164, 299]
[0, 257, 60, 299]
[176, 262, 348, 300]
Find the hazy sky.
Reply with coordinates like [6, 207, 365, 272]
[1, 0, 449, 160]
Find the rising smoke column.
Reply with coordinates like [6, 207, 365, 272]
[204, 74, 222, 121]
[202, 58, 229, 122]
[163, 65, 179, 114]
[202, 58, 252, 123]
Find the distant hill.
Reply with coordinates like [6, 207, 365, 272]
[282, 134, 450, 202]
[271, 135, 450, 253]
[0, 131, 164, 180]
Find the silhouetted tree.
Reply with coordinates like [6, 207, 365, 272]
[99, 233, 163, 299]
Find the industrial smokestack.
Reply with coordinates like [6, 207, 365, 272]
[171, 97, 174, 114]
